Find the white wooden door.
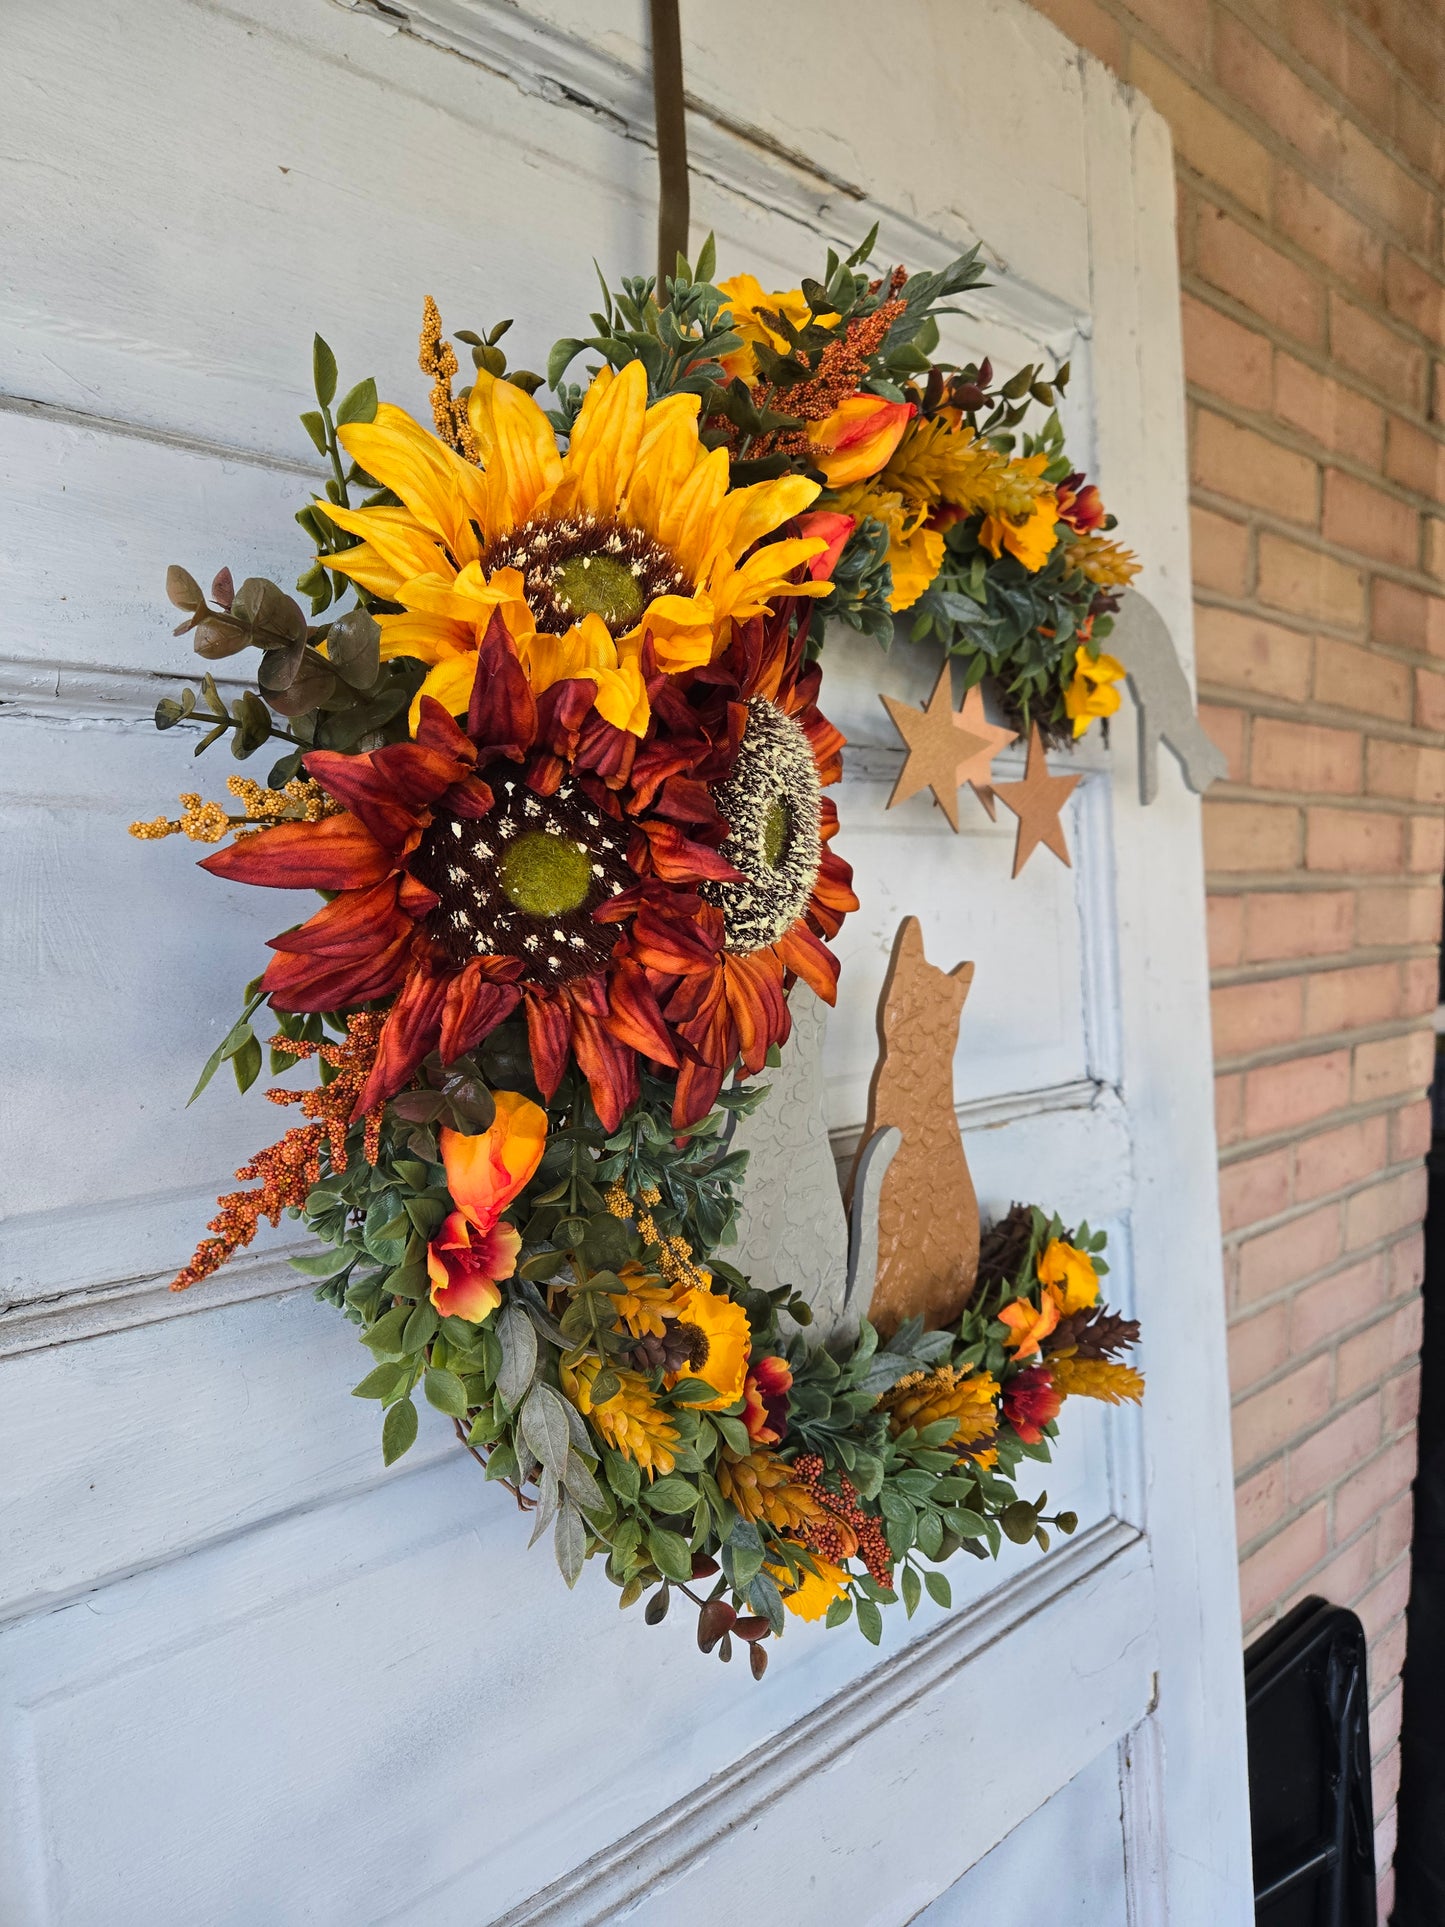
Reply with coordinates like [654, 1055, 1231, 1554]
[0, 2, 1253, 1920]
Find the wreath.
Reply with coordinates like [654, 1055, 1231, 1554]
[131, 239, 1144, 1672]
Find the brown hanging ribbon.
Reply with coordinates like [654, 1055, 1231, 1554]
[649, 0, 689, 289]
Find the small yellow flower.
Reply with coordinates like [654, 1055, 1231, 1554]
[717, 1449, 821, 1534]
[562, 1360, 678, 1477]
[1037, 1238, 1100, 1315]
[1068, 530, 1141, 590]
[1049, 1356, 1144, 1404]
[767, 1548, 850, 1622]
[1063, 648, 1127, 739]
[610, 1263, 677, 1340]
[881, 1365, 999, 1447]
[717, 275, 835, 382]
[980, 490, 1059, 573]
[997, 1294, 1060, 1359]
[667, 1284, 750, 1408]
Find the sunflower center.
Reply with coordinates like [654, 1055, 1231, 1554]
[486, 512, 690, 640]
[551, 554, 644, 630]
[702, 698, 824, 954]
[500, 831, 593, 917]
[410, 771, 634, 984]
[762, 796, 790, 870]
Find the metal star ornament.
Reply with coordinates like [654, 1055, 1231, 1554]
[952, 684, 1017, 821]
[991, 723, 1081, 877]
[881, 665, 988, 832]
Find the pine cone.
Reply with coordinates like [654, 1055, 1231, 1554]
[975, 1203, 1038, 1300]
[1046, 1305, 1140, 1360]
[623, 1318, 708, 1375]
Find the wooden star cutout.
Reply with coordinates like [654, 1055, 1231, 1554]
[952, 685, 1017, 822]
[991, 723, 1081, 877]
[881, 665, 988, 832]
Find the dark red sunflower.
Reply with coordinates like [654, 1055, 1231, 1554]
[200, 601, 855, 1131]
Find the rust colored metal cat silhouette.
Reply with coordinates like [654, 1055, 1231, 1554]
[848, 917, 980, 1336]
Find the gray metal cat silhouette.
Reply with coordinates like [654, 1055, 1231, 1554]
[726, 983, 898, 1340]
[1109, 587, 1228, 805]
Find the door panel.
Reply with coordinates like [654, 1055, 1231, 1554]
[0, 0, 1251, 1919]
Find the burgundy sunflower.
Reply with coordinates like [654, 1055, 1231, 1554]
[200, 602, 855, 1129]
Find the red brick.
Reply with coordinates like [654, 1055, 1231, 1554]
[1336, 119, 1433, 251]
[1251, 716, 1362, 793]
[1305, 805, 1406, 872]
[1026, 0, 1125, 69]
[1387, 249, 1445, 347]
[1390, 1231, 1426, 1297]
[1208, 892, 1245, 967]
[1288, 1394, 1382, 1504]
[1243, 889, 1354, 962]
[1371, 1609, 1410, 1705]
[1428, 519, 1445, 585]
[1356, 881, 1442, 946]
[1274, 354, 1385, 466]
[1236, 1461, 1288, 1546]
[1384, 1363, 1422, 1436]
[1321, 468, 1420, 568]
[1295, 1111, 1391, 1195]
[1384, 416, 1445, 499]
[1372, 1678, 1404, 1756]
[1182, 294, 1273, 410]
[1372, 579, 1445, 657]
[1290, 1253, 1388, 1351]
[1132, 46, 1272, 216]
[1396, 83, 1445, 184]
[1191, 505, 1252, 595]
[1275, 166, 1385, 301]
[1336, 1433, 1417, 1540]
[1391, 1095, 1434, 1159]
[1198, 702, 1247, 781]
[1229, 1302, 1292, 1391]
[1352, 1031, 1436, 1107]
[1331, 293, 1429, 407]
[1366, 739, 1445, 804]
[1408, 811, 1445, 873]
[1193, 410, 1318, 522]
[1259, 534, 1366, 628]
[1378, 1487, 1416, 1566]
[1205, 798, 1302, 871]
[1197, 206, 1326, 346]
[1237, 1201, 1343, 1301]
[1217, 1071, 1245, 1147]
[1212, 976, 1305, 1057]
[1302, 963, 1402, 1036]
[1196, 604, 1314, 699]
[1219, 1146, 1294, 1232]
[1337, 1299, 1425, 1399]
[1357, 1555, 1414, 1641]
[1415, 664, 1445, 730]
[1292, 1524, 1380, 1619]
[1220, 10, 1344, 173]
[1243, 1049, 1352, 1135]
[1314, 638, 1413, 718]
[1240, 1503, 1330, 1620]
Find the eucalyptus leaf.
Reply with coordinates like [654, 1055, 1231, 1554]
[382, 1397, 418, 1464]
[555, 1498, 587, 1588]
[496, 1302, 538, 1407]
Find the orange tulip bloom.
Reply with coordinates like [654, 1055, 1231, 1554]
[997, 1293, 1060, 1359]
[811, 396, 916, 489]
[425, 1091, 546, 1322]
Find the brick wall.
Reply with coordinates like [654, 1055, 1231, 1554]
[1024, 0, 1445, 1905]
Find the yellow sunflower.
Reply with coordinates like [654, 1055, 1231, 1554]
[667, 1283, 750, 1408]
[766, 1549, 851, 1621]
[318, 359, 829, 735]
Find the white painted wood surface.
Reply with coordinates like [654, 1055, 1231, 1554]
[0, 1, 1251, 1920]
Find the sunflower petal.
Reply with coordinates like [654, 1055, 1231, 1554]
[355, 962, 451, 1115]
[467, 371, 563, 537]
[552, 361, 648, 520]
[336, 405, 486, 564]
[198, 813, 393, 890]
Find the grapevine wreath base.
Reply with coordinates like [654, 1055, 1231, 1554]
[132, 239, 1144, 1670]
